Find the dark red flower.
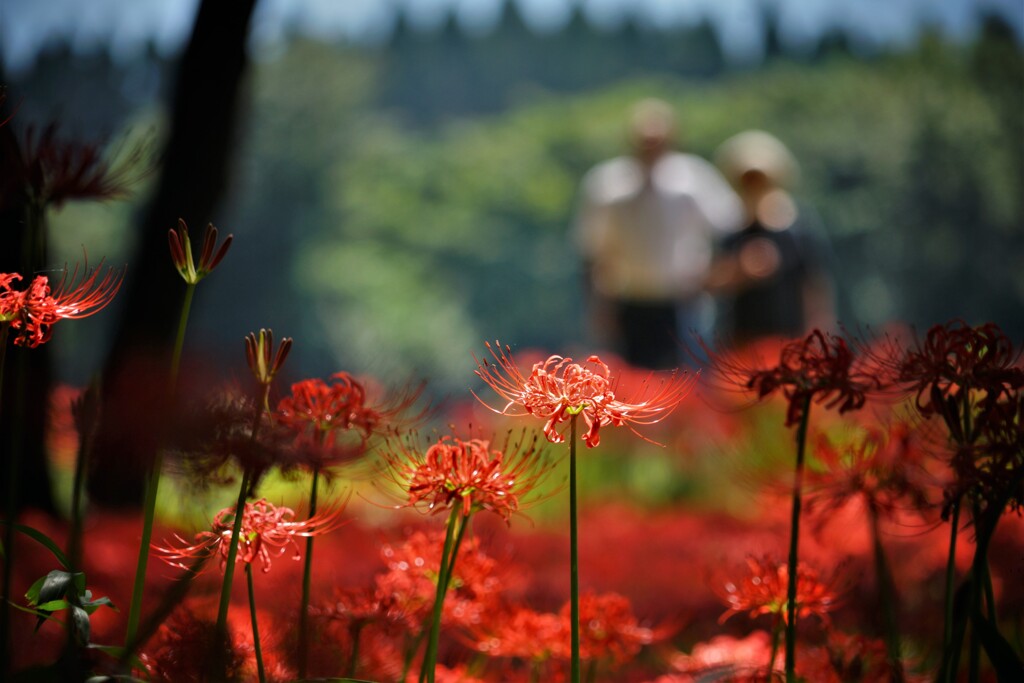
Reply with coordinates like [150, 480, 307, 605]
[805, 420, 937, 521]
[1, 123, 152, 210]
[706, 330, 875, 427]
[474, 341, 695, 447]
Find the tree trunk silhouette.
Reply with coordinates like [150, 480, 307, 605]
[88, 0, 258, 507]
[0, 121, 57, 516]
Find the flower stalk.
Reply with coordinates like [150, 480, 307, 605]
[784, 395, 811, 683]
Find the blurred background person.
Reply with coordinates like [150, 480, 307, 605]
[708, 130, 836, 345]
[573, 98, 743, 369]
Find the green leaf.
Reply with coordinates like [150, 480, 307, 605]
[34, 599, 70, 612]
[0, 522, 70, 569]
[82, 596, 117, 615]
[25, 575, 48, 604]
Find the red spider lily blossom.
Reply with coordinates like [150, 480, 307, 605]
[474, 341, 695, 447]
[568, 591, 661, 667]
[374, 530, 503, 629]
[4, 123, 152, 209]
[138, 605, 249, 683]
[705, 330, 876, 427]
[472, 606, 565, 661]
[0, 261, 123, 347]
[713, 555, 842, 626]
[277, 372, 422, 470]
[155, 498, 344, 574]
[805, 421, 937, 521]
[888, 321, 1023, 419]
[168, 218, 233, 285]
[381, 432, 550, 522]
[472, 592, 659, 669]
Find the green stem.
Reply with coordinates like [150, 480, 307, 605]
[215, 468, 252, 638]
[125, 281, 195, 647]
[569, 413, 580, 683]
[869, 504, 903, 681]
[768, 620, 782, 676]
[247, 563, 266, 683]
[420, 508, 463, 683]
[216, 388, 266, 639]
[297, 465, 320, 679]
[170, 284, 196, 383]
[125, 450, 163, 646]
[784, 397, 811, 683]
[347, 622, 363, 679]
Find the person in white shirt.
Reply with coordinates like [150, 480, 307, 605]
[573, 99, 743, 368]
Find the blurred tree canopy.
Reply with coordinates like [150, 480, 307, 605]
[12, 6, 1022, 398]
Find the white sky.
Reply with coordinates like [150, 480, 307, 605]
[1, 0, 1020, 74]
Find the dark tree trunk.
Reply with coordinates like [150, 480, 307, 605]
[88, 0, 259, 507]
[0, 110, 58, 516]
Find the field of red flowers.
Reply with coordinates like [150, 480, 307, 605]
[3, 250, 1023, 683]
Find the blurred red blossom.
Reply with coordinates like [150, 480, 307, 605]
[474, 341, 695, 447]
[277, 371, 422, 470]
[155, 498, 344, 574]
[805, 420, 938, 521]
[713, 555, 842, 626]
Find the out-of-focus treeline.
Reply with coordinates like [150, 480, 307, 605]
[8, 3, 1023, 395]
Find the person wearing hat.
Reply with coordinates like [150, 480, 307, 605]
[573, 99, 743, 369]
[708, 130, 836, 345]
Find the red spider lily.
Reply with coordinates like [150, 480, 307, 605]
[168, 218, 233, 285]
[155, 498, 344, 574]
[277, 372, 422, 470]
[890, 321, 1023, 420]
[567, 591, 660, 668]
[0, 261, 123, 347]
[374, 530, 503, 630]
[705, 330, 876, 427]
[805, 421, 937, 521]
[381, 432, 551, 522]
[471, 592, 659, 670]
[6, 123, 151, 208]
[472, 606, 565, 661]
[713, 555, 842, 626]
[138, 605, 249, 683]
[474, 341, 695, 447]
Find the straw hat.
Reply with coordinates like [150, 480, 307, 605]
[715, 130, 800, 190]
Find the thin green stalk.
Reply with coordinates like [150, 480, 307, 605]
[942, 499, 962, 683]
[347, 622, 364, 679]
[569, 412, 580, 683]
[784, 397, 811, 683]
[215, 468, 252, 638]
[420, 507, 462, 683]
[768, 621, 782, 677]
[297, 465, 320, 679]
[868, 505, 903, 681]
[125, 451, 163, 646]
[216, 385, 268, 639]
[125, 282, 195, 646]
[170, 284, 196, 382]
[246, 563, 267, 683]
